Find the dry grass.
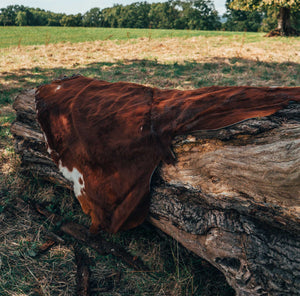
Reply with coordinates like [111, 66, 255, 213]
[1, 31, 300, 295]
[1, 36, 299, 71]
[0, 182, 77, 295]
[0, 172, 232, 295]
[1, 35, 299, 91]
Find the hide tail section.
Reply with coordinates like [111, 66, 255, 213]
[152, 86, 300, 136]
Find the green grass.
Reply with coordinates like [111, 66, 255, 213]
[0, 26, 266, 48]
[1, 28, 299, 295]
[0, 173, 235, 296]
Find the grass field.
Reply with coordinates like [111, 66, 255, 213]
[0, 26, 266, 48]
[1, 26, 300, 295]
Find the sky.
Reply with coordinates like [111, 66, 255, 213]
[0, 0, 227, 15]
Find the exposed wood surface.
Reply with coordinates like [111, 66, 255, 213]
[11, 89, 300, 296]
[74, 245, 91, 296]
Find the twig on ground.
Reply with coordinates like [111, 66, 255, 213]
[61, 221, 150, 272]
[38, 239, 56, 254]
[45, 231, 65, 244]
[74, 244, 91, 296]
[32, 202, 153, 273]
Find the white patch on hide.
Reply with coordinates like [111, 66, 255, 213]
[58, 160, 85, 198]
[55, 85, 61, 92]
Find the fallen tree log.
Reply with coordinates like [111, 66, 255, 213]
[11, 88, 300, 296]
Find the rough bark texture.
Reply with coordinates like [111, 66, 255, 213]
[278, 7, 291, 36]
[11, 89, 300, 296]
[266, 7, 299, 37]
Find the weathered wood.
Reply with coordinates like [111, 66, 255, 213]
[74, 245, 91, 296]
[11, 89, 300, 296]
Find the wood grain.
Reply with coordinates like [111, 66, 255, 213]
[11, 89, 300, 296]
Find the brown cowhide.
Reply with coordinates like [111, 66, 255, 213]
[35, 75, 300, 233]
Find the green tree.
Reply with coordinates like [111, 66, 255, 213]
[15, 8, 34, 26]
[178, 0, 221, 30]
[102, 5, 124, 28]
[15, 10, 28, 26]
[223, 0, 263, 32]
[230, 0, 300, 35]
[30, 9, 48, 26]
[60, 13, 82, 27]
[260, 5, 300, 33]
[47, 12, 64, 26]
[118, 2, 151, 28]
[148, 1, 179, 29]
[0, 5, 25, 25]
[83, 7, 102, 27]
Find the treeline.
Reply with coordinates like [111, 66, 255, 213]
[1, 1, 299, 32]
[0, 1, 221, 30]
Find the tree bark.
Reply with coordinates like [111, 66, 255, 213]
[267, 6, 298, 37]
[11, 89, 300, 296]
[278, 7, 291, 36]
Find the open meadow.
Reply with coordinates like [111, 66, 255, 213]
[1, 26, 300, 295]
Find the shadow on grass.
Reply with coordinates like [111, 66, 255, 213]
[1, 56, 299, 295]
[1, 57, 299, 107]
